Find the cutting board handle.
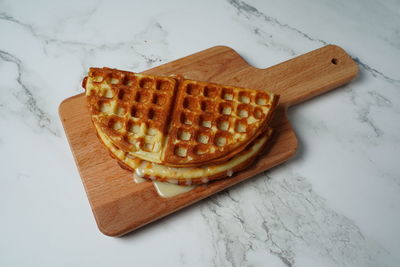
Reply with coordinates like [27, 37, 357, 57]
[257, 45, 359, 107]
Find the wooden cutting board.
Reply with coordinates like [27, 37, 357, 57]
[59, 45, 358, 236]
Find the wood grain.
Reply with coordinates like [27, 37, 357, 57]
[59, 45, 358, 236]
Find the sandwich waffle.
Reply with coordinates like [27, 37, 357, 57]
[83, 68, 279, 168]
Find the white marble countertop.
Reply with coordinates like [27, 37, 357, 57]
[1, 0, 399, 266]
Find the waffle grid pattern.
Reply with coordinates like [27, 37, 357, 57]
[165, 79, 275, 164]
[85, 68, 278, 166]
[86, 68, 176, 162]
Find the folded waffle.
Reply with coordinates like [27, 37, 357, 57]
[84, 68, 279, 168]
[96, 123, 273, 185]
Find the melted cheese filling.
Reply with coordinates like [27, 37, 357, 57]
[133, 172, 196, 197]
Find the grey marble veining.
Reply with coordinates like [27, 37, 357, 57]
[0, 49, 59, 136]
[0, 0, 399, 266]
[200, 171, 394, 266]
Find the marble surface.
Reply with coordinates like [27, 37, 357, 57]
[1, 0, 399, 266]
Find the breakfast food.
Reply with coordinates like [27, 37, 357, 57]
[83, 67, 279, 184]
[84, 69, 177, 164]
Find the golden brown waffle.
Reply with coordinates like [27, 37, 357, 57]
[85, 68, 177, 163]
[164, 78, 279, 166]
[84, 67, 279, 167]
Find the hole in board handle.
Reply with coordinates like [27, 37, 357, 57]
[331, 58, 338, 65]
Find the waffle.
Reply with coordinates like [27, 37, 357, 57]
[85, 68, 177, 163]
[84, 67, 279, 167]
[95, 123, 273, 185]
[164, 78, 278, 166]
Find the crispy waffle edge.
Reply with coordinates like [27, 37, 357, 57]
[95, 124, 274, 185]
